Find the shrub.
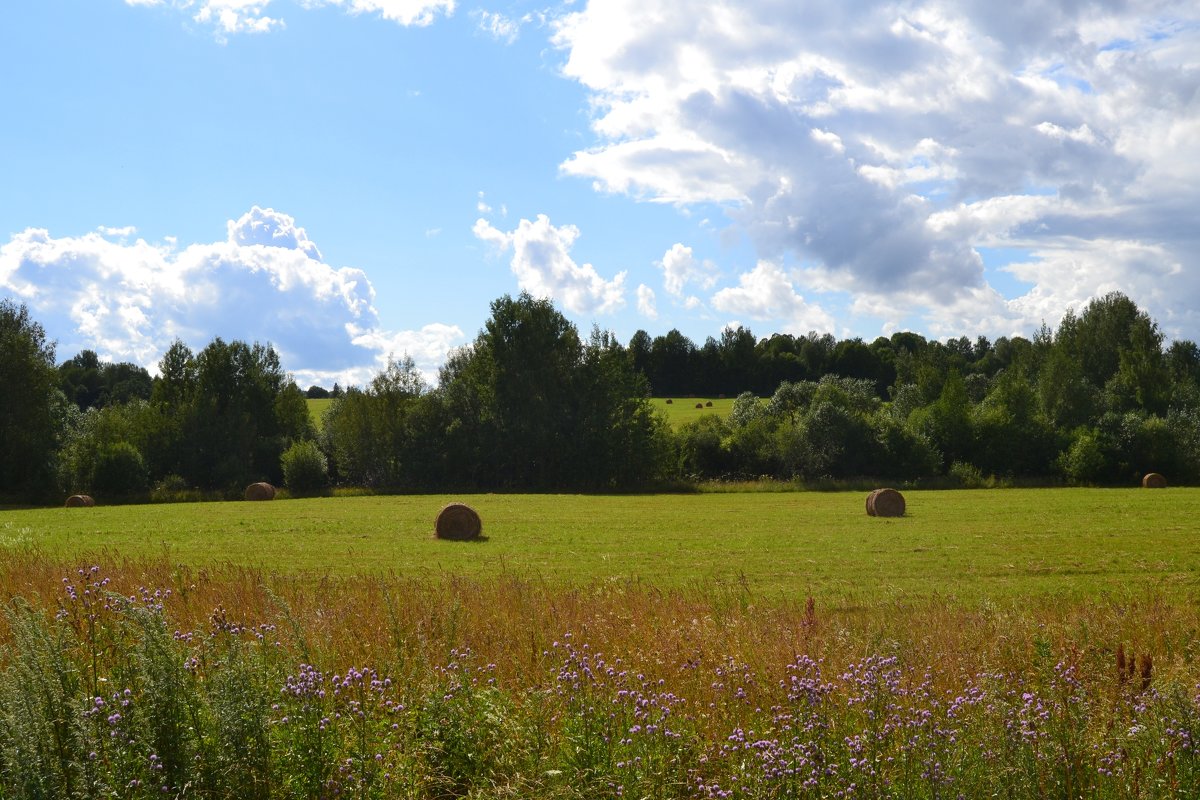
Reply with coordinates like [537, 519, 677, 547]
[281, 440, 329, 497]
[91, 441, 148, 497]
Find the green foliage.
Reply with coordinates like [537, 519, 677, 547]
[58, 349, 152, 410]
[91, 441, 149, 498]
[0, 300, 60, 499]
[149, 338, 314, 491]
[281, 439, 329, 497]
[1059, 429, 1106, 485]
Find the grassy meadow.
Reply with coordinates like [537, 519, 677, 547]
[308, 395, 735, 430]
[305, 397, 334, 430]
[3, 489, 1200, 797]
[650, 396, 736, 427]
[4, 488, 1199, 603]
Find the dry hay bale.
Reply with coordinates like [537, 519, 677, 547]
[865, 489, 880, 516]
[695, 402, 704, 409]
[705, 401, 713, 407]
[867, 488, 905, 518]
[665, 398, 673, 404]
[435, 503, 482, 541]
[65, 494, 95, 508]
[244, 482, 276, 501]
[1142, 472, 1167, 488]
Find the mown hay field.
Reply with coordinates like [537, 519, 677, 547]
[4, 488, 1199, 606]
[650, 396, 736, 427]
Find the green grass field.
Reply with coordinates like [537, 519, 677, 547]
[651, 396, 737, 427]
[309, 396, 737, 430]
[5, 488, 1198, 605]
[306, 397, 334, 430]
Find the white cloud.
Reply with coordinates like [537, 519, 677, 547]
[710, 261, 834, 335]
[636, 283, 657, 319]
[0, 207, 464, 387]
[127, 0, 453, 36]
[473, 214, 627, 315]
[474, 9, 530, 44]
[553, 0, 1200, 341]
[658, 242, 718, 298]
[320, 0, 454, 27]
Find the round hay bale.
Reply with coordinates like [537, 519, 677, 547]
[65, 494, 95, 508]
[1142, 472, 1167, 489]
[695, 402, 704, 409]
[705, 401, 713, 407]
[244, 482, 276, 501]
[867, 488, 905, 518]
[665, 398, 673, 405]
[435, 503, 482, 541]
[865, 489, 880, 516]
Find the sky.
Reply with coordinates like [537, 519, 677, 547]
[2, 0, 1198, 388]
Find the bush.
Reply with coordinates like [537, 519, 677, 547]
[281, 440, 329, 497]
[91, 441, 148, 497]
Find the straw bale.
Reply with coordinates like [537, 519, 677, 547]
[65, 494, 95, 508]
[867, 488, 905, 518]
[435, 503, 482, 541]
[1142, 472, 1167, 489]
[245, 482, 276, 501]
[695, 403, 704, 409]
[665, 398, 673, 405]
[705, 401, 713, 407]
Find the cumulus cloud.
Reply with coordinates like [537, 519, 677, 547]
[553, 0, 1200, 340]
[711, 261, 835, 335]
[636, 284, 657, 319]
[658, 243, 718, 298]
[0, 207, 463, 387]
[126, 0, 453, 36]
[472, 214, 627, 315]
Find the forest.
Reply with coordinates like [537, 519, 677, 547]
[3, 289, 1199, 504]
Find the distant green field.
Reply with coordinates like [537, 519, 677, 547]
[308, 396, 739, 430]
[5, 488, 1199, 605]
[306, 397, 334, 430]
[652, 396, 738, 427]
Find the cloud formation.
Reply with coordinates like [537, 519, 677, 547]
[657, 243, 718, 298]
[710, 261, 835, 335]
[554, 0, 1200, 340]
[0, 207, 463, 386]
[473, 214, 627, 315]
[126, 0, 454, 36]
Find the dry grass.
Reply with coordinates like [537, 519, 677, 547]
[2, 553, 1198, 722]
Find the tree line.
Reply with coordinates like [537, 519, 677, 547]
[2, 290, 1198, 504]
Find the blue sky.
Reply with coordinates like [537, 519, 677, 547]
[2, 1, 1198, 386]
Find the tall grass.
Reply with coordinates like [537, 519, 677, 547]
[0, 555, 1197, 797]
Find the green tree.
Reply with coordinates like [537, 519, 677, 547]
[0, 300, 61, 499]
[436, 294, 669, 489]
[280, 439, 329, 496]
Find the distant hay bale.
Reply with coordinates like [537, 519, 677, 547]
[65, 494, 95, 508]
[705, 401, 713, 407]
[244, 482, 276, 501]
[867, 488, 905, 518]
[435, 503, 482, 541]
[1142, 472, 1167, 489]
[718, 394, 726, 399]
[665, 398, 673, 405]
[695, 402, 704, 409]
